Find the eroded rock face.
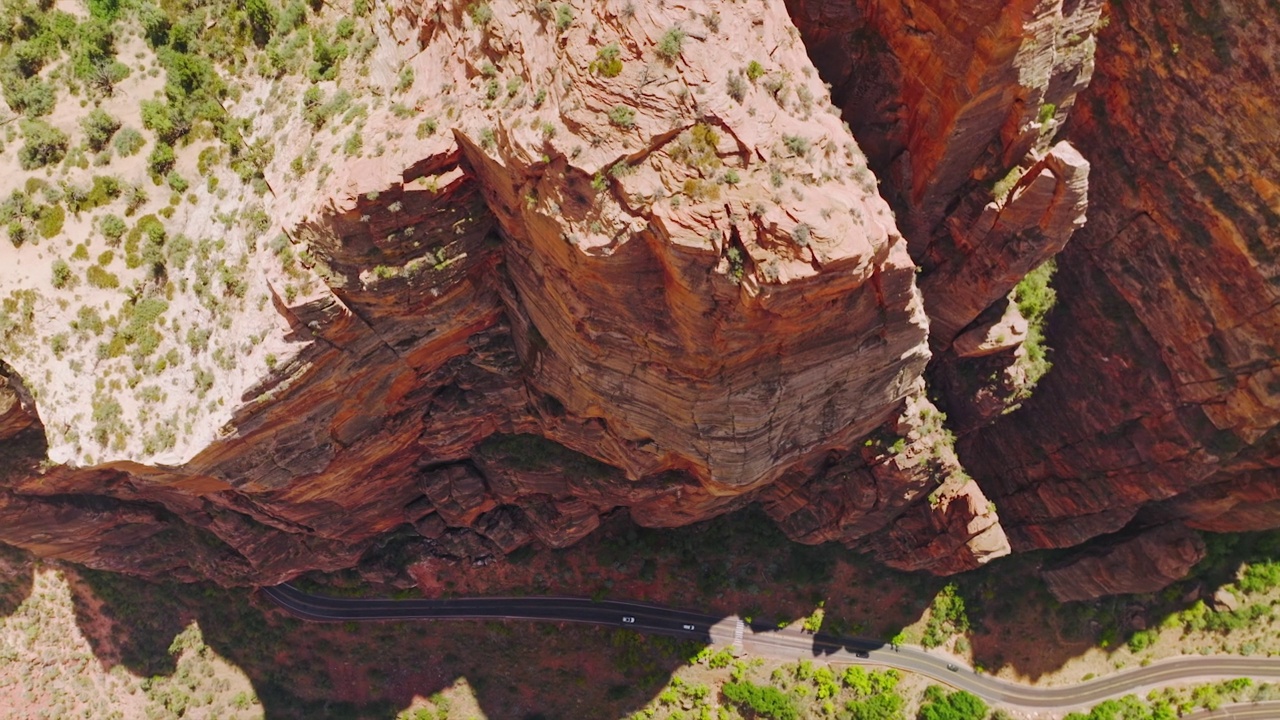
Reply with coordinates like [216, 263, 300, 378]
[0, 0, 1008, 585]
[0, 0, 1274, 598]
[961, 0, 1280, 569]
[1042, 524, 1207, 602]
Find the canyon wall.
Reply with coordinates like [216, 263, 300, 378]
[959, 0, 1280, 573]
[0, 0, 1274, 598]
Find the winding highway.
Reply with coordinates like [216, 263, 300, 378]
[263, 584, 1280, 713]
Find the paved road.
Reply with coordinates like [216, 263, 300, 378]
[263, 584, 1280, 711]
[1183, 704, 1280, 719]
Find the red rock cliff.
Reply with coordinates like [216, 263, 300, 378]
[0, 0, 1274, 597]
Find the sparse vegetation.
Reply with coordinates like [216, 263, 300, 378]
[607, 104, 636, 128]
[593, 42, 623, 77]
[51, 259, 73, 289]
[112, 127, 145, 156]
[783, 134, 811, 156]
[18, 120, 69, 170]
[81, 109, 121, 151]
[657, 27, 685, 61]
[727, 71, 747, 102]
[555, 3, 573, 31]
[1013, 259, 1057, 391]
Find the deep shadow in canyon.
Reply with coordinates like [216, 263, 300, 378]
[1, 511, 1276, 719]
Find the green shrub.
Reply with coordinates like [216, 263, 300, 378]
[1126, 628, 1158, 653]
[51, 259, 73, 288]
[81, 109, 122, 151]
[18, 120, 69, 169]
[139, 99, 187, 145]
[607, 104, 635, 128]
[113, 127, 146, 156]
[469, 3, 493, 25]
[783, 134, 810, 156]
[593, 43, 622, 77]
[343, 131, 363, 156]
[1240, 559, 1280, 594]
[35, 204, 64, 238]
[148, 142, 176, 175]
[721, 681, 797, 720]
[396, 65, 414, 93]
[245, 0, 278, 45]
[918, 686, 988, 720]
[308, 27, 348, 81]
[6, 79, 56, 117]
[86, 264, 120, 289]
[1014, 259, 1057, 386]
[657, 27, 685, 61]
[554, 3, 572, 31]
[746, 60, 765, 81]
[166, 172, 189, 193]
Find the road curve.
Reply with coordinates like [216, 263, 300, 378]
[262, 584, 1280, 711]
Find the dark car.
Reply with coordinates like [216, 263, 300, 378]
[947, 663, 960, 672]
[854, 651, 870, 659]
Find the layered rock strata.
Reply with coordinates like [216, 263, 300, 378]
[962, 0, 1280, 555]
[0, 0, 1009, 584]
[0, 0, 1274, 600]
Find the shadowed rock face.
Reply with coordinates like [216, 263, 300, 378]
[0, 0, 1274, 598]
[1042, 524, 1208, 602]
[959, 0, 1280, 575]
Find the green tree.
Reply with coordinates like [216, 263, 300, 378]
[917, 687, 987, 720]
[721, 681, 798, 720]
[244, 0, 278, 45]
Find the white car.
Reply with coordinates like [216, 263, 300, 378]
[682, 624, 696, 631]
[622, 616, 636, 624]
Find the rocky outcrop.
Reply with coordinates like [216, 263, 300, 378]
[961, 0, 1280, 573]
[920, 142, 1089, 347]
[760, 388, 1010, 572]
[1042, 524, 1207, 602]
[0, 0, 1274, 599]
[0, 0, 1007, 585]
[0, 368, 36, 441]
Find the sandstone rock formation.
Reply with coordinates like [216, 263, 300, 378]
[1042, 523, 1207, 602]
[958, 0, 1280, 596]
[0, 0, 1006, 586]
[0, 0, 1273, 600]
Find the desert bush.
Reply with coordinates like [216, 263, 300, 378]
[113, 127, 146, 156]
[469, 3, 492, 25]
[36, 203, 64, 238]
[593, 43, 622, 77]
[18, 120, 69, 169]
[554, 3, 572, 31]
[148, 142, 176, 175]
[726, 72, 746, 102]
[81, 109, 122, 151]
[51, 259, 73, 288]
[86, 264, 120, 289]
[657, 27, 685, 61]
[607, 105, 635, 128]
